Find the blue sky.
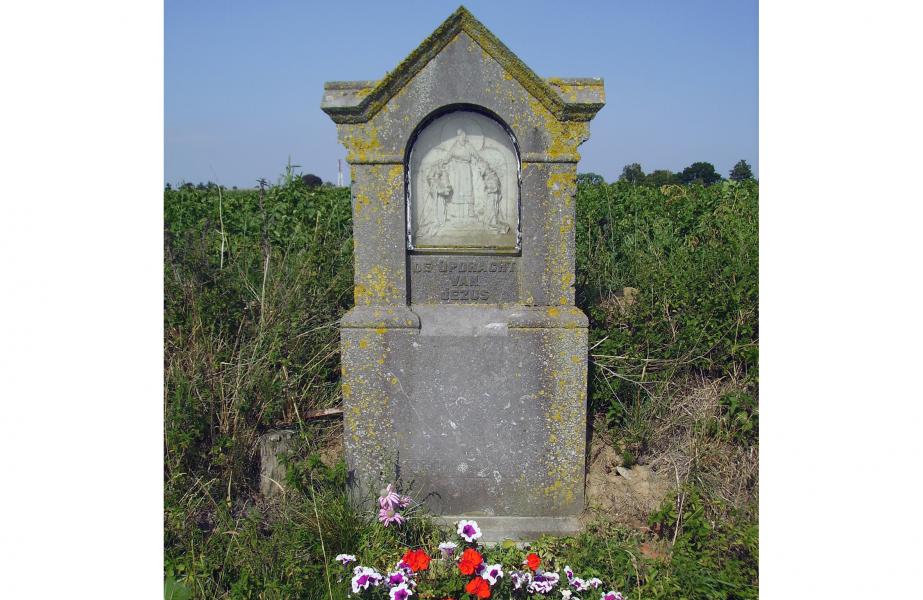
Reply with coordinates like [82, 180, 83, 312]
[165, 0, 757, 186]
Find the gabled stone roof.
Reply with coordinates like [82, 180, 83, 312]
[321, 6, 604, 124]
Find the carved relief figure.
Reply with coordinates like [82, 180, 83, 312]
[410, 112, 519, 249]
[476, 158, 509, 234]
[446, 128, 478, 220]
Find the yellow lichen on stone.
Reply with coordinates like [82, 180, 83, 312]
[536, 329, 588, 510]
[354, 265, 400, 306]
[528, 98, 589, 160]
[354, 191, 371, 214]
[342, 123, 382, 162]
[548, 77, 579, 102]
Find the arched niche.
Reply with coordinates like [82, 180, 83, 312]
[406, 109, 520, 252]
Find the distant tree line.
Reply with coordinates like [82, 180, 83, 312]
[168, 161, 755, 191]
[578, 159, 755, 187]
[166, 173, 330, 191]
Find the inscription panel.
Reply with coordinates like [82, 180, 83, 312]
[409, 255, 518, 304]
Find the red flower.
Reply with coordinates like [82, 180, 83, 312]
[401, 548, 430, 572]
[525, 552, 541, 571]
[465, 576, 491, 599]
[458, 548, 484, 575]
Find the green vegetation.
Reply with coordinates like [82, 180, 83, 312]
[165, 170, 758, 598]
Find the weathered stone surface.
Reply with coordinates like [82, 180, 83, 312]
[323, 7, 603, 539]
[258, 429, 294, 498]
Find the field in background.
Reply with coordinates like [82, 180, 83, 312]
[164, 170, 758, 598]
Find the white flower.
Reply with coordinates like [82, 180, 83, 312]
[572, 577, 591, 591]
[529, 571, 561, 594]
[389, 582, 413, 600]
[438, 541, 458, 557]
[511, 570, 533, 590]
[334, 553, 356, 565]
[456, 519, 482, 542]
[561, 590, 573, 599]
[482, 563, 504, 586]
[585, 577, 603, 589]
[351, 566, 383, 593]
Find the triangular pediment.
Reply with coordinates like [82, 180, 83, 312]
[322, 6, 603, 124]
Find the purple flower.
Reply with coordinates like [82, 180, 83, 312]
[528, 571, 560, 594]
[564, 565, 575, 582]
[438, 541, 457, 558]
[456, 519, 482, 543]
[482, 563, 504, 586]
[378, 506, 405, 527]
[586, 577, 603, 589]
[601, 592, 624, 600]
[572, 577, 591, 592]
[389, 582, 413, 600]
[387, 571, 407, 586]
[393, 560, 412, 574]
[351, 566, 383, 593]
[511, 570, 533, 590]
[334, 553, 356, 566]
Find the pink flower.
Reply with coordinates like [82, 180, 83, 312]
[379, 483, 401, 510]
[601, 592, 624, 600]
[378, 506, 405, 527]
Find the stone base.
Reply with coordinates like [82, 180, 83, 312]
[437, 515, 582, 543]
[341, 304, 589, 518]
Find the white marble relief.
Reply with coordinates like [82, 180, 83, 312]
[408, 111, 519, 250]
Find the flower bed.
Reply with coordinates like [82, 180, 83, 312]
[333, 485, 625, 599]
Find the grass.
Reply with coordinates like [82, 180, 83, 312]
[164, 171, 759, 598]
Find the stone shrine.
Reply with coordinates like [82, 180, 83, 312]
[321, 6, 604, 540]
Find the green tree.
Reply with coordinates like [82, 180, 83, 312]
[730, 159, 754, 181]
[646, 169, 678, 187]
[577, 172, 605, 186]
[678, 162, 722, 186]
[619, 163, 645, 184]
[301, 174, 322, 188]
